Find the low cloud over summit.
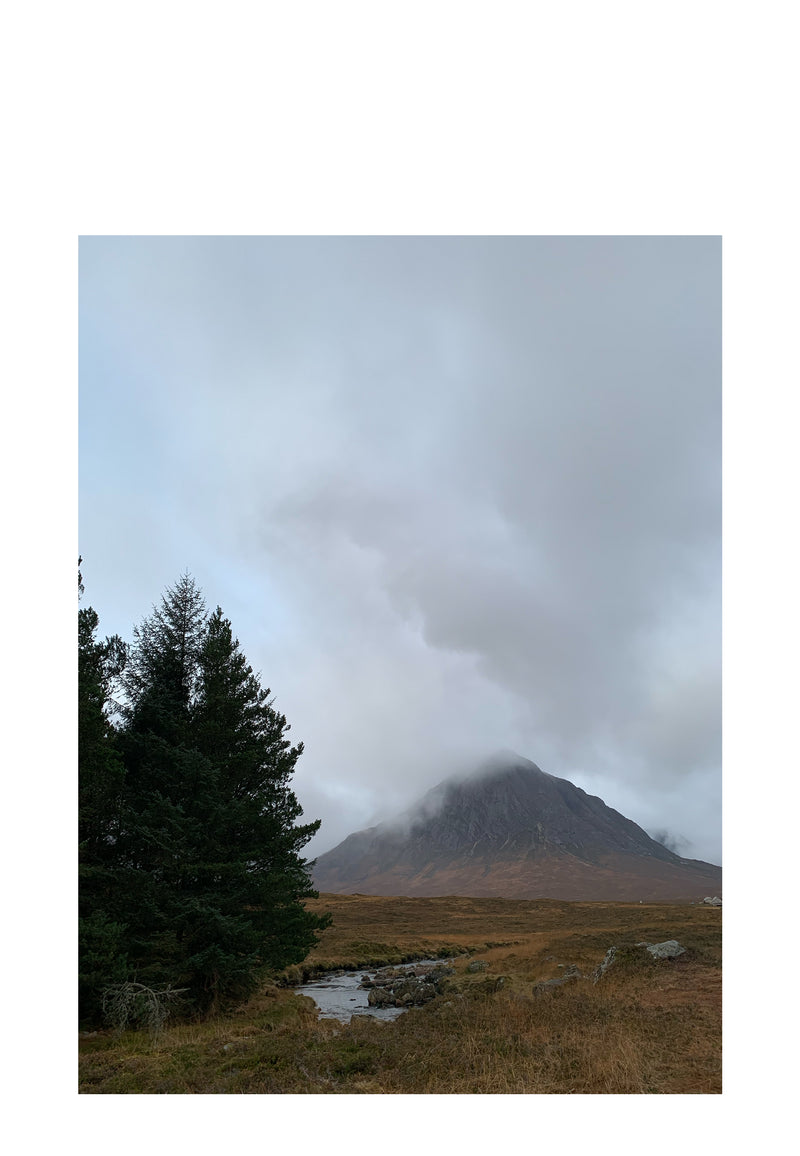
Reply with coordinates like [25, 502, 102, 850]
[80, 236, 721, 864]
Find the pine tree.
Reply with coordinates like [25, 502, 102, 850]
[78, 561, 129, 1022]
[113, 574, 212, 991]
[106, 576, 329, 1015]
[122, 572, 207, 747]
[184, 607, 329, 1010]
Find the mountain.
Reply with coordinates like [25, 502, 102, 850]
[312, 753, 722, 901]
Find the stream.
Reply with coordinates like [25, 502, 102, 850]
[295, 959, 450, 1023]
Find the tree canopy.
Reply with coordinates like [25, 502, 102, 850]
[78, 568, 329, 1024]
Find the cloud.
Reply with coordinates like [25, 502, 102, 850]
[648, 829, 691, 857]
[79, 237, 721, 863]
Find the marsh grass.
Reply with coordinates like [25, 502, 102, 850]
[79, 895, 721, 1094]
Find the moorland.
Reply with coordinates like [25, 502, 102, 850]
[78, 892, 721, 1094]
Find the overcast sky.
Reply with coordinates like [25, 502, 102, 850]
[79, 236, 721, 863]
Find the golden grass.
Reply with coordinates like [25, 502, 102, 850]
[79, 894, 721, 1094]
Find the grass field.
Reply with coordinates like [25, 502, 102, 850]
[78, 893, 721, 1094]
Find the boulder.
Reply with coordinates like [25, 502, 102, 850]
[593, 947, 618, 983]
[367, 973, 441, 1008]
[350, 960, 455, 1007]
[414, 982, 438, 1005]
[402, 980, 433, 1005]
[467, 959, 488, 973]
[703, 896, 722, 906]
[593, 939, 686, 981]
[367, 986, 395, 1008]
[372, 967, 404, 985]
[428, 963, 455, 979]
[533, 965, 582, 995]
[404, 963, 445, 979]
[638, 939, 686, 960]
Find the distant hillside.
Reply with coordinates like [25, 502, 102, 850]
[312, 753, 721, 901]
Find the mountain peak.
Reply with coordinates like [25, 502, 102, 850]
[313, 755, 722, 901]
[482, 748, 533, 769]
[473, 749, 549, 777]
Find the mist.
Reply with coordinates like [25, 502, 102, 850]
[79, 236, 721, 865]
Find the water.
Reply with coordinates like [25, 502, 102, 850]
[295, 959, 448, 1023]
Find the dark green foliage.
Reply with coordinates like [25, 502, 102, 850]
[121, 573, 207, 745]
[79, 569, 330, 1024]
[79, 912, 129, 1019]
[78, 561, 129, 1022]
[78, 604, 126, 858]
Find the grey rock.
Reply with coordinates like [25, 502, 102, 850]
[367, 986, 394, 1007]
[370, 978, 436, 1008]
[430, 964, 455, 978]
[372, 966, 404, 985]
[390, 978, 420, 1001]
[534, 965, 582, 994]
[393, 977, 438, 1006]
[703, 895, 722, 906]
[641, 939, 686, 959]
[594, 940, 686, 980]
[467, 959, 488, 972]
[593, 946, 618, 982]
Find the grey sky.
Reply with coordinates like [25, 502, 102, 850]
[79, 236, 721, 863]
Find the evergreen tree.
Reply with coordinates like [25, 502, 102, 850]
[78, 560, 129, 1022]
[122, 572, 207, 747]
[113, 575, 212, 991]
[184, 607, 329, 1010]
[105, 576, 329, 1015]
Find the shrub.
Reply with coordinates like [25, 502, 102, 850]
[102, 981, 188, 1037]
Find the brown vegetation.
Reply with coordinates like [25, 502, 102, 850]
[79, 893, 721, 1094]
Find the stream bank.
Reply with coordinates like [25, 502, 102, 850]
[295, 958, 455, 1022]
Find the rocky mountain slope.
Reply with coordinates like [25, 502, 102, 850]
[312, 754, 721, 901]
